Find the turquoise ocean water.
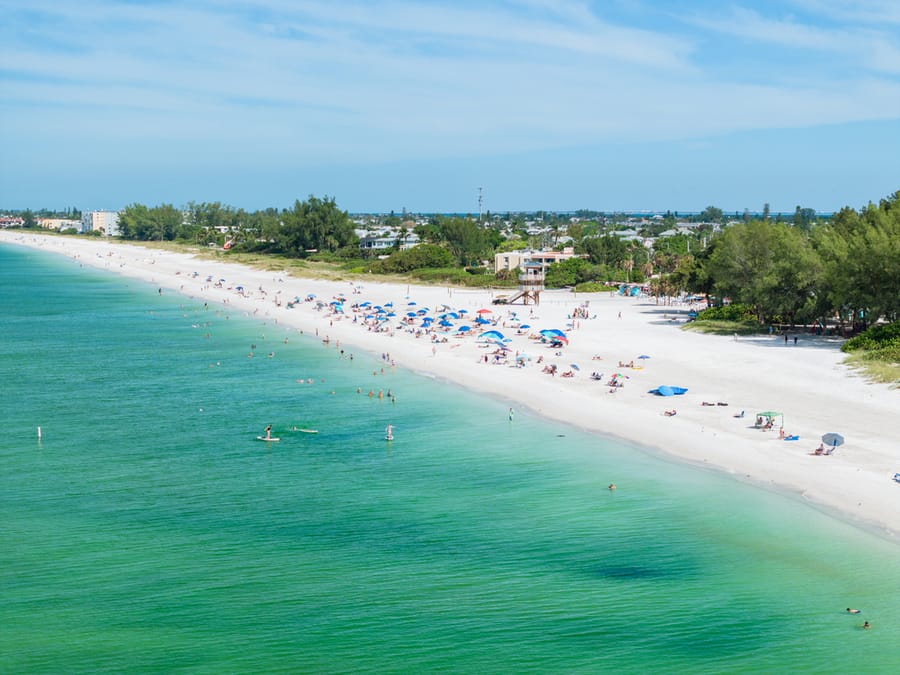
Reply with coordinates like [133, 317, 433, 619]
[1, 242, 899, 673]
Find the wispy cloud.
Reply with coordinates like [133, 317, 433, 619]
[1, 0, 898, 175]
[684, 3, 900, 74]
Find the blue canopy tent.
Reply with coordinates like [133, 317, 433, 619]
[648, 386, 688, 396]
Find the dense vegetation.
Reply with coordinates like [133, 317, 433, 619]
[7, 190, 898, 335]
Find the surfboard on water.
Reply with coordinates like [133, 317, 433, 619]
[257, 436, 280, 442]
[294, 428, 318, 434]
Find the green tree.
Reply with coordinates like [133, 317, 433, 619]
[275, 196, 356, 257]
[699, 206, 724, 223]
[581, 234, 627, 267]
[704, 220, 821, 324]
[434, 217, 492, 266]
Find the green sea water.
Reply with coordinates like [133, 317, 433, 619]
[1, 242, 899, 673]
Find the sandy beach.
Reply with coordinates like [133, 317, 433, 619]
[4, 230, 899, 539]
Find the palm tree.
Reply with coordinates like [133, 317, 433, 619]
[622, 257, 634, 283]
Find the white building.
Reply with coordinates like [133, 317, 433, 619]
[358, 230, 420, 253]
[81, 210, 120, 236]
[38, 218, 81, 231]
[493, 247, 580, 273]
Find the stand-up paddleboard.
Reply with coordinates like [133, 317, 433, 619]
[257, 436, 280, 442]
[294, 428, 318, 434]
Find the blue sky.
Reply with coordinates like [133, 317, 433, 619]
[1, 0, 898, 213]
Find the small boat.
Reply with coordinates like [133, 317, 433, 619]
[385, 424, 394, 441]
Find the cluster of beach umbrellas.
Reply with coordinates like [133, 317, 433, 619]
[306, 294, 582, 359]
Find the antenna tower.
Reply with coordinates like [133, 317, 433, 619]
[478, 187, 483, 223]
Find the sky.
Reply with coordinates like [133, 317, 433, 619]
[1, 0, 899, 214]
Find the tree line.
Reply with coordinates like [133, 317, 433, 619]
[32, 188, 900, 328]
[676, 191, 899, 329]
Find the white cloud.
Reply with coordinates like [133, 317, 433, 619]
[2, 0, 898, 169]
[685, 4, 900, 75]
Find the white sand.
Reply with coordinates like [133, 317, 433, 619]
[5, 231, 899, 538]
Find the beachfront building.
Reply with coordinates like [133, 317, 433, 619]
[0, 216, 25, 228]
[358, 230, 420, 254]
[38, 218, 82, 231]
[493, 246, 579, 273]
[81, 210, 120, 236]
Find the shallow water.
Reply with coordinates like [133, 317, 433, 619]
[1, 243, 898, 673]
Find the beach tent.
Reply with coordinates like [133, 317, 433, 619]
[648, 386, 688, 396]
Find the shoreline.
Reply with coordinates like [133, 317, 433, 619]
[4, 231, 899, 541]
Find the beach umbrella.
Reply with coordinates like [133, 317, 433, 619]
[520, 324, 531, 330]
[638, 355, 650, 359]
[570, 363, 580, 371]
[384, 302, 393, 307]
[475, 316, 491, 324]
[359, 301, 371, 307]
[477, 308, 492, 314]
[457, 309, 468, 314]
[439, 319, 454, 327]
[478, 330, 505, 340]
[457, 325, 471, 332]
[822, 432, 844, 448]
[407, 301, 417, 306]
[406, 311, 417, 317]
